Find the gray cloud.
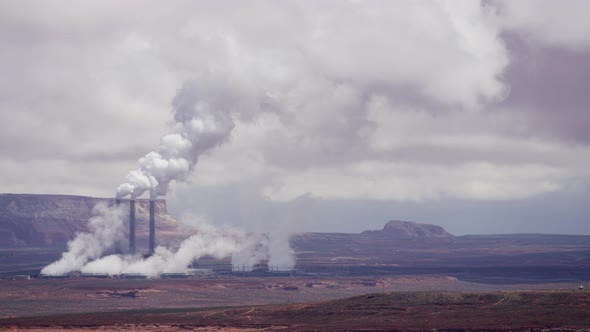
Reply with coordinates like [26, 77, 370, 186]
[1, 1, 589, 234]
[495, 0, 590, 51]
[499, 34, 590, 143]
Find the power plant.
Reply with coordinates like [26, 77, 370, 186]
[38, 197, 296, 278]
[115, 198, 155, 256]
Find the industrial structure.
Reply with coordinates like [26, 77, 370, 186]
[115, 198, 155, 256]
[130, 200, 136, 254]
[149, 200, 155, 255]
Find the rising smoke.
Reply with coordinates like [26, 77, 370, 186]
[40, 1, 510, 277]
[79, 221, 273, 278]
[41, 203, 125, 275]
[42, 77, 295, 277]
[117, 77, 237, 200]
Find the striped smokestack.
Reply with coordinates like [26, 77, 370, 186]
[149, 200, 155, 255]
[129, 200, 136, 254]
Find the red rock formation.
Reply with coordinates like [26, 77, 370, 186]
[0, 194, 183, 248]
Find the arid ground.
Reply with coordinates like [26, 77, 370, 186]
[1, 276, 589, 331]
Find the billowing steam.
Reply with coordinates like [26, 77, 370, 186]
[42, 79, 296, 277]
[79, 222, 279, 278]
[42, 202, 294, 277]
[117, 78, 236, 200]
[41, 203, 125, 275]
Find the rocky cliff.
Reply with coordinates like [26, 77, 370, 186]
[361, 220, 453, 238]
[0, 194, 184, 248]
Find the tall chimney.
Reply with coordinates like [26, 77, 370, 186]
[149, 200, 156, 255]
[129, 200, 136, 254]
[114, 199, 122, 254]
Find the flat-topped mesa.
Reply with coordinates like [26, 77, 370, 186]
[0, 193, 181, 247]
[362, 220, 453, 238]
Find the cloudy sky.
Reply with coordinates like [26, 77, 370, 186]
[2, 0, 590, 235]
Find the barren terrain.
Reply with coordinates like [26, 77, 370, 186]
[4, 275, 574, 319]
[1, 286, 589, 331]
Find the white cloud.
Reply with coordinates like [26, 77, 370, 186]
[186, 101, 590, 202]
[301, 1, 508, 109]
[262, 161, 566, 202]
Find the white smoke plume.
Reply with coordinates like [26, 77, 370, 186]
[43, 206, 292, 277]
[42, 78, 296, 277]
[37, 1, 516, 277]
[71, 218, 294, 277]
[116, 78, 238, 200]
[80, 222, 269, 278]
[41, 203, 125, 275]
[267, 232, 295, 271]
[230, 232, 271, 271]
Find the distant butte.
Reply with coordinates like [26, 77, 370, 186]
[362, 220, 453, 238]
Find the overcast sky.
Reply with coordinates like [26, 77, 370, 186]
[2, 0, 590, 235]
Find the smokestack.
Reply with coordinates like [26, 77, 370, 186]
[129, 200, 136, 254]
[149, 200, 155, 256]
[114, 199, 122, 254]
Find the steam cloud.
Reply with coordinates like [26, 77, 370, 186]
[42, 203, 294, 277]
[79, 222, 287, 278]
[42, 79, 296, 277]
[117, 78, 237, 200]
[42, 1, 512, 277]
[41, 203, 125, 276]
